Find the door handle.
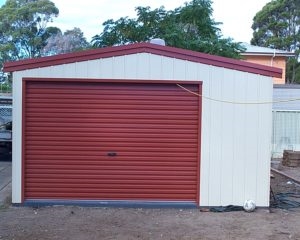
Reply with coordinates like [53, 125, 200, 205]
[107, 152, 117, 157]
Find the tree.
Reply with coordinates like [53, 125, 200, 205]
[42, 27, 90, 56]
[0, 0, 59, 62]
[251, 0, 300, 83]
[92, 0, 244, 59]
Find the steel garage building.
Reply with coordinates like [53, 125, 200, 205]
[4, 42, 281, 207]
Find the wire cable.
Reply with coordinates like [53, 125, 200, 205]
[176, 84, 300, 105]
[270, 192, 300, 209]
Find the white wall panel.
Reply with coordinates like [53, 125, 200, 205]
[173, 59, 186, 80]
[112, 56, 125, 79]
[161, 57, 174, 80]
[231, 71, 247, 205]
[149, 54, 163, 79]
[207, 67, 223, 206]
[61, 63, 76, 78]
[99, 57, 113, 79]
[12, 72, 23, 203]
[256, 75, 273, 206]
[124, 54, 138, 79]
[185, 61, 198, 80]
[197, 64, 211, 206]
[243, 74, 259, 204]
[75, 61, 88, 78]
[87, 60, 101, 78]
[12, 52, 273, 206]
[272, 111, 300, 157]
[137, 53, 150, 79]
[219, 70, 235, 206]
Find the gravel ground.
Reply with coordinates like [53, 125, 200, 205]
[1, 206, 300, 240]
[1, 171, 300, 240]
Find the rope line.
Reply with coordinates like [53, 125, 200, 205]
[176, 84, 300, 105]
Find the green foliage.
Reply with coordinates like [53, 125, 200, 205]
[251, 0, 300, 83]
[0, 0, 59, 62]
[0, 82, 12, 93]
[286, 58, 300, 84]
[92, 0, 244, 59]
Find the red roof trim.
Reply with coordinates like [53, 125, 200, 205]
[3, 42, 282, 78]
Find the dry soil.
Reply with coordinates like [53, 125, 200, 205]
[0, 172, 300, 240]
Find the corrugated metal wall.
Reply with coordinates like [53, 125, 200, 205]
[273, 87, 300, 111]
[13, 53, 273, 206]
[272, 111, 300, 157]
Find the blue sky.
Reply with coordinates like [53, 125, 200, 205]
[0, 0, 270, 42]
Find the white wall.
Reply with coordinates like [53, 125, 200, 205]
[12, 53, 273, 206]
[272, 111, 300, 158]
[12, 73, 22, 203]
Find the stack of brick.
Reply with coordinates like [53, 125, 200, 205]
[282, 150, 300, 167]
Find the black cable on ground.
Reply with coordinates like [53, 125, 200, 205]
[209, 205, 244, 212]
[270, 192, 300, 209]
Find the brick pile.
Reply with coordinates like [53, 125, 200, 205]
[282, 150, 300, 167]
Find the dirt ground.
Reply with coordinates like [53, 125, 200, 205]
[1, 171, 300, 240]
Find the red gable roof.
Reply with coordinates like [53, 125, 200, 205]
[3, 42, 282, 78]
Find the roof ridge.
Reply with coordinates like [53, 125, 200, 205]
[3, 42, 282, 78]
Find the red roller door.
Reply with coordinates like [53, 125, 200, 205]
[23, 79, 202, 203]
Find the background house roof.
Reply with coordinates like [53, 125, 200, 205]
[4, 42, 282, 78]
[241, 43, 295, 57]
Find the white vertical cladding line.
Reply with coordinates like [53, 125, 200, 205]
[198, 64, 212, 206]
[59, 63, 70, 78]
[43, 66, 54, 77]
[231, 72, 237, 204]
[271, 111, 276, 157]
[21, 65, 52, 79]
[87, 59, 102, 79]
[256, 75, 273, 206]
[31, 66, 52, 78]
[137, 53, 150, 79]
[12, 72, 23, 203]
[161, 56, 175, 80]
[53, 63, 65, 78]
[75, 61, 89, 78]
[173, 58, 186, 80]
[219, 70, 235, 206]
[124, 54, 138, 79]
[99, 57, 113, 79]
[149, 54, 163, 80]
[112, 56, 125, 79]
[34, 63, 79, 79]
[273, 111, 291, 156]
[243, 73, 259, 204]
[275, 112, 284, 155]
[207, 66, 224, 206]
[185, 61, 198, 80]
[296, 112, 300, 151]
[232, 71, 247, 205]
